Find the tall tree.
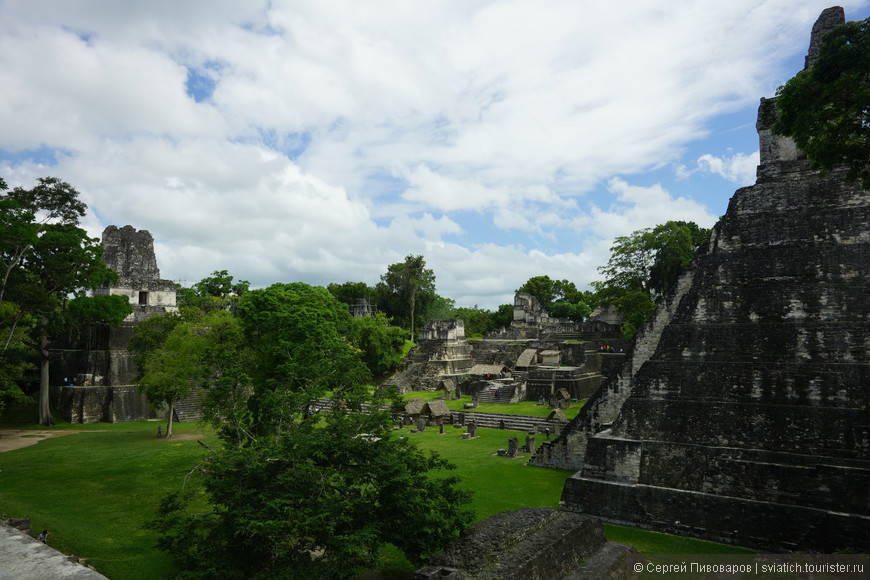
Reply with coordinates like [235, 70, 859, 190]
[138, 321, 204, 438]
[132, 308, 252, 444]
[491, 303, 515, 331]
[774, 16, 870, 189]
[238, 283, 373, 433]
[450, 305, 497, 338]
[0, 177, 127, 424]
[376, 255, 436, 341]
[146, 282, 473, 578]
[594, 221, 709, 337]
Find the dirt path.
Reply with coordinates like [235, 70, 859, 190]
[0, 430, 94, 453]
[0, 429, 205, 453]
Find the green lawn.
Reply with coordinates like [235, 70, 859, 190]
[401, 390, 584, 419]
[0, 402, 749, 580]
[0, 417, 214, 580]
[402, 424, 574, 519]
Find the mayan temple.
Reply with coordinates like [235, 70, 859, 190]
[50, 226, 178, 423]
[532, 7, 869, 552]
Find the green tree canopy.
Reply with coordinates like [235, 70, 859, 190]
[346, 312, 408, 379]
[774, 16, 870, 189]
[146, 282, 473, 578]
[375, 255, 436, 340]
[128, 307, 206, 376]
[594, 221, 709, 337]
[450, 305, 497, 338]
[177, 270, 250, 311]
[0, 177, 128, 423]
[491, 303, 514, 331]
[237, 282, 374, 433]
[326, 280, 377, 307]
[517, 275, 593, 322]
[138, 320, 205, 438]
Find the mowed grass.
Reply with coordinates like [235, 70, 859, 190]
[0, 402, 749, 580]
[401, 390, 584, 419]
[401, 424, 575, 519]
[0, 415, 216, 580]
[401, 425, 751, 555]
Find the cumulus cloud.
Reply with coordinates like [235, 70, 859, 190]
[676, 151, 761, 184]
[582, 178, 719, 241]
[1, 0, 865, 309]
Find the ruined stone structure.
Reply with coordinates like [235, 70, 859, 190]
[386, 302, 626, 408]
[350, 297, 375, 318]
[492, 292, 619, 340]
[537, 7, 870, 552]
[385, 319, 475, 392]
[415, 508, 636, 580]
[50, 226, 177, 423]
[526, 366, 604, 402]
[94, 225, 178, 323]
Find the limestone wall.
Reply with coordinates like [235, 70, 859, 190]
[51, 386, 162, 424]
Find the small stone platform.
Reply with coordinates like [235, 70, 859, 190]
[414, 507, 635, 580]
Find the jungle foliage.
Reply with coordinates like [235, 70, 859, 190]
[138, 282, 473, 579]
[774, 16, 870, 189]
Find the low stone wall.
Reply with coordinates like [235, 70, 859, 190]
[51, 386, 162, 424]
[561, 474, 870, 552]
[0, 522, 108, 579]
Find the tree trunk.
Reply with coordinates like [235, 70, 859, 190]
[409, 287, 417, 342]
[38, 320, 53, 426]
[165, 398, 175, 438]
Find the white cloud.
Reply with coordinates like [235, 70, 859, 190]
[1, 0, 866, 309]
[677, 151, 760, 184]
[581, 178, 719, 241]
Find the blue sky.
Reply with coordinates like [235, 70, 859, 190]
[1, 0, 867, 309]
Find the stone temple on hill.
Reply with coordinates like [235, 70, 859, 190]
[531, 6, 869, 552]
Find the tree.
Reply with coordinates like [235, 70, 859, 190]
[0, 302, 30, 415]
[177, 270, 250, 311]
[0, 177, 127, 423]
[326, 281, 377, 307]
[492, 303, 514, 331]
[648, 221, 709, 297]
[193, 310, 254, 446]
[594, 221, 709, 338]
[451, 305, 497, 338]
[146, 282, 473, 578]
[347, 312, 408, 379]
[517, 275, 592, 322]
[427, 293, 455, 322]
[376, 255, 436, 341]
[148, 421, 472, 579]
[237, 283, 375, 433]
[774, 16, 870, 189]
[128, 307, 205, 376]
[139, 322, 203, 438]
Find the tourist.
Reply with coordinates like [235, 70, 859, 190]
[38, 530, 48, 543]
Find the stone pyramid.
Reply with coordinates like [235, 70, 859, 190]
[533, 7, 869, 552]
